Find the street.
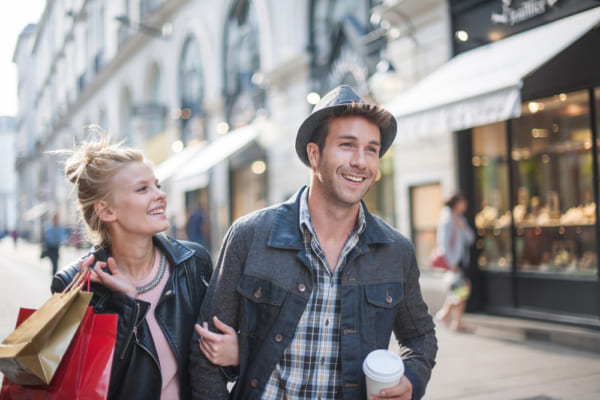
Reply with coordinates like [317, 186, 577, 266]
[1, 237, 599, 399]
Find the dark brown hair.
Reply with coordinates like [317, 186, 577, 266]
[444, 191, 467, 210]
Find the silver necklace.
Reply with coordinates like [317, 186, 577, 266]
[136, 252, 167, 294]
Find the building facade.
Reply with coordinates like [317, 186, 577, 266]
[391, 0, 600, 327]
[0, 117, 18, 235]
[14, 0, 454, 257]
[19, 0, 599, 328]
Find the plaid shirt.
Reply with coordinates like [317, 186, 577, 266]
[261, 189, 366, 400]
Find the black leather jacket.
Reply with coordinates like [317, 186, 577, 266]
[51, 234, 212, 400]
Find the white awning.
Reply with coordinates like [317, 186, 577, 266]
[172, 123, 260, 192]
[387, 6, 600, 138]
[24, 202, 48, 221]
[154, 143, 206, 182]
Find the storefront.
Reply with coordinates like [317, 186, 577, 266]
[390, 1, 600, 327]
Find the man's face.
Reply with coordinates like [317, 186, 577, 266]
[307, 115, 381, 208]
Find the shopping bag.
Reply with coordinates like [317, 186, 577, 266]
[0, 272, 92, 385]
[0, 305, 117, 400]
[443, 270, 470, 304]
[429, 248, 450, 270]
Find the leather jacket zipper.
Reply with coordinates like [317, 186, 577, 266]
[120, 301, 162, 372]
[121, 301, 142, 360]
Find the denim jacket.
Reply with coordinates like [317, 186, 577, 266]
[190, 187, 437, 400]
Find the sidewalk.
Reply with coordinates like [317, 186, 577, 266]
[1, 238, 599, 398]
[0, 238, 87, 340]
[417, 270, 600, 399]
[419, 269, 600, 354]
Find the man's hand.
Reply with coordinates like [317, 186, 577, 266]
[369, 376, 413, 400]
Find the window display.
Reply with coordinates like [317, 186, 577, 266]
[474, 90, 598, 276]
[473, 122, 512, 271]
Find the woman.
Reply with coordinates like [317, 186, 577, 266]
[434, 192, 475, 332]
[51, 131, 238, 399]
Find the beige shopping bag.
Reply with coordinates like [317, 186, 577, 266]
[0, 272, 93, 385]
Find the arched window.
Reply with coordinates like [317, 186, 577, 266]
[179, 35, 205, 144]
[308, 0, 385, 94]
[223, 0, 265, 129]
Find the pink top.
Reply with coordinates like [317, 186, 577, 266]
[135, 248, 179, 399]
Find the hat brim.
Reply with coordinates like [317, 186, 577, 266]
[295, 104, 397, 166]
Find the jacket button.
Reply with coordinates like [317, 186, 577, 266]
[250, 379, 259, 388]
[275, 334, 283, 342]
[386, 294, 393, 303]
[298, 283, 306, 292]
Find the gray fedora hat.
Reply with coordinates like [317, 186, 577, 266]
[295, 85, 397, 166]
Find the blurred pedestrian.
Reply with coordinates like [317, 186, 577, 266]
[10, 229, 18, 247]
[434, 192, 476, 332]
[185, 208, 207, 246]
[43, 214, 68, 275]
[50, 130, 238, 399]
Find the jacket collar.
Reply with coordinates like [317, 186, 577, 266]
[267, 185, 395, 250]
[153, 233, 196, 266]
[93, 233, 195, 268]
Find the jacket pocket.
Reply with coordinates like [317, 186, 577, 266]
[237, 274, 287, 342]
[364, 282, 404, 347]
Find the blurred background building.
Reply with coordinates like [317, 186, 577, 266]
[11, 0, 600, 328]
[0, 116, 18, 236]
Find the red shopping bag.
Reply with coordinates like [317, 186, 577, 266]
[0, 306, 117, 400]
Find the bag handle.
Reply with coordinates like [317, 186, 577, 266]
[62, 269, 92, 294]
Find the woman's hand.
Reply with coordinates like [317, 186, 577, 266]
[83, 256, 138, 298]
[195, 316, 240, 367]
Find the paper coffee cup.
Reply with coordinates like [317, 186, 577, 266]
[362, 349, 404, 397]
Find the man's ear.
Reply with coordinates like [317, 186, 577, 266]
[94, 200, 117, 222]
[306, 142, 320, 169]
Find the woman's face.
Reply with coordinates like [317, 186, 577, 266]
[454, 198, 468, 214]
[104, 161, 169, 237]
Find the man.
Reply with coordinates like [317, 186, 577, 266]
[191, 85, 437, 399]
[43, 213, 68, 276]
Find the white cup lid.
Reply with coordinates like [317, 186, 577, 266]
[362, 349, 405, 382]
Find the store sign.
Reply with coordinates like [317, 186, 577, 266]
[491, 0, 562, 26]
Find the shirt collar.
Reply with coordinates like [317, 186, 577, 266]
[299, 187, 366, 237]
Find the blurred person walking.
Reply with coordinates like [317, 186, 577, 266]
[434, 192, 476, 332]
[43, 213, 68, 275]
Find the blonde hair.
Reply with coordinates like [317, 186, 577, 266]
[63, 126, 144, 248]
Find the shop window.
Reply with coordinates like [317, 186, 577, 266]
[474, 91, 598, 276]
[231, 163, 267, 221]
[410, 183, 441, 268]
[473, 122, 512, 271]
[511, 90, 596, 275]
